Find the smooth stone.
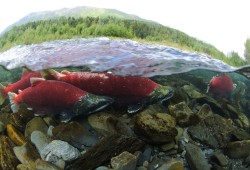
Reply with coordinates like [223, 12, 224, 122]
[13, 142, 40, 169]
[156, 159, 184, 170]
[133, 111, 178, 143]
[148, 157, 164, 170]
[185, 143, 210, 170]
[136, 146, 152, 166]
[212, 150, 228, 167]
[52, 121, 98, 149]
[70, 134, 145, 170]
[95, 166, 110, 170]
[224, 140, 250, 159]
[188, 114, 250, 148]
[6, 123, 27, 146]
[168, 102, 201, 126]
[35, 159, 63, 170]
[88, 112, 133, 137]
[47, 125, 54, 136]
[17, 164, 35, 170]
[41, 140, 81, 162]
[182, 85, 204, 99]
[0, 135, 19, 169]
[111, 151, 137, 170]
[43, 116, 58, 127]
[160, 141, 176, 152]
[31, 131, 52, 154]
[175, 127, 184, 142]
[25, 117, 48, 139]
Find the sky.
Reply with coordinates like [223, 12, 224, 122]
[0, 0, 249, 57]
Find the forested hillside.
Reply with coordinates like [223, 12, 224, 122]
[0, 16, 246, 66]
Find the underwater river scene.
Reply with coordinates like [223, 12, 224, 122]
[0, 37, 250, 170]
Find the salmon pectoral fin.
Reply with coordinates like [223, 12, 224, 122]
[8, 92, 19, 113]
[127, 103, 144, 114]
[0, 83, 6, 105]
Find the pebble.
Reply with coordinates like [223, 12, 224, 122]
[31, 131, 52, 154]
[212, 151, 228, 167]
[156, 159, 184, 170]
[6, 123, 27, 146]
[35, 159, 63, 170]
[224, 140, 250, 159]
[41, 140, 81, 162]
[25, 117, 49, 139]
[185, 143, 211, 170]
[13, 142, 40, 169]
[0, 135, 19, 169]
[111, 151, 138, 170]
[133, 111, 178, 143]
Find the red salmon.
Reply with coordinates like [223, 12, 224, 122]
[0, 68, 41, 105]
[8, 78, 113, 119]
[42, 69, 174, 113]
[207, 73, 235, 97]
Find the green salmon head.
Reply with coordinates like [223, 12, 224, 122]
[73, 94, 113, 116]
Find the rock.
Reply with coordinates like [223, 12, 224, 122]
[25, 117, 49, 139]
[188, 114, 250, 148]
[160, 141, 176, 152]
[156, 159, 184, 170]
[0, 135, 20, 170]
[148, 157, 164, 170]
[52, 121, 98, 149]
[0, 112, 9, 133]
[197, 104, 213, 119]
[136, 145, 152, 166]
[224, 140, 250, 159]
[182, 85, 204, 99]
[111, 151, 137, 170]
[133, 111, 178, 143]
[41, 140, 81, 162]
[88, 112, 133, 137]
[70, 134, 145, 170]
[95, 166, 110, 170]
[35, 159, 63, 170]
[31, 131, 52, 154]
[211, 150, 228, 167]
[175, 127, 184, 142]
[16, 164, 34, 170]
[168, 102, 201, 126]
[43, 116, 58, 127]
[226, 103, 250, 129]
[7, 123, 27, 146]
[185, 143, 211, 170]
[13, 142, 40, 169]
[8, 105, 34, 132]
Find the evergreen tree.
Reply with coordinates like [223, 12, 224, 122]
[244, 38, 250, 63]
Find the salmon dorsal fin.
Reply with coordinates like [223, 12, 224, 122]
[30, 78, 45, 86]
[21, 67, 32, 78]
[41, 69, 63, 80]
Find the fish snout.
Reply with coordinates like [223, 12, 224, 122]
[73, 94, 113, 115]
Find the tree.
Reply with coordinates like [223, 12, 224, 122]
[227, 51, 247, 67]
[244, 38, 250, 63]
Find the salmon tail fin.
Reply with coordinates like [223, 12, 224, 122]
[0, 83, 6, 105]
[41, 69, 61, 80]
[8, 92, 19, 113]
